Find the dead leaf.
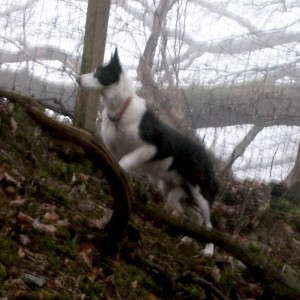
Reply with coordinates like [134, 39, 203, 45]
[17, 213, 56, 233]
[71, 172, 89, 185]
[79, 243, 93, 267]
[17, 212, 34, 224]
[211, 266, 221, 282]
[78, 173, 90, 182]
[19, 234, 31, 246]
[10, 196, 26, 206]
[79, 251, 91, 267]
[78, 200, 96, 212]
[80, 242, 93, 254]
[10, 116, 18, 134]
[40, 203, 56, 213]
[146, 294, 157, 300]
[48, 278, 63, 289]
[5, 185, 15, 194]
[32, 219, 56, 234]
[43, 211, 60, 223]
[18, 247, 26, 258]
[0, 164, 7, 181]
[131, 279, 138, 289]
[56, 219, 69, 227]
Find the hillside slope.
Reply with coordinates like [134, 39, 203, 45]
[0, 97, 300, 299]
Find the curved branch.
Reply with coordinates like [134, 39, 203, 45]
[225, 123, 265, 170]
[178, 30, 300, 69]
[0, 88, 131, 250]
[0, 41, 80, 73]
[192, 0, 258, 32]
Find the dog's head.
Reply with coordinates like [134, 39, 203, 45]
[76, 48, 122, 91]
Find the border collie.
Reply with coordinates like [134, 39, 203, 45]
[76, 49, 219, 256]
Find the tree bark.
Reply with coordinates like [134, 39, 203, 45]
[285, 141, 300, 188]
[74, 0, 111, 133]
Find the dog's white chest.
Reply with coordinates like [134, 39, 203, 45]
[101, 112, 143, 160]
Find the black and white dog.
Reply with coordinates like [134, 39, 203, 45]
[77, 49, 219, 256]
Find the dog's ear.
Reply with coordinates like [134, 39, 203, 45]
[111, 48, 119, 64]
[110, 48, 121, 73]
[113, 48, 119, 60]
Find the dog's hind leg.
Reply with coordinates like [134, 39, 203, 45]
[191, 188, 213, 229]
[190, 186, 214, 256]
[166, 186, 186, 215]
[166, 185, 214, 256]
[166, 187, 195, 244]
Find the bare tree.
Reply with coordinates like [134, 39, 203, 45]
[73, 0, 111, 133]
[1, 0, 300, 176]
[285, 142, 300, 188]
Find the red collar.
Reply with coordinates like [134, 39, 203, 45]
[108, 97, 132, 125]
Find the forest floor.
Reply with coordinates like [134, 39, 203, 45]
[0, 97, 300, 299]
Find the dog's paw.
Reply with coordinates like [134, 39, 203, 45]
[202, 243, 214, 257]
[180, 236, 194, 244]
[119, 156, 132, 172]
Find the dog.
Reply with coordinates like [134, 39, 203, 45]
[76, 49, 219, 256]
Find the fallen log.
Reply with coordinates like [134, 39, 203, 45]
[133, 201, 300, 300]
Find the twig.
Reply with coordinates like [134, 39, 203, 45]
[175, 271, 229, 300]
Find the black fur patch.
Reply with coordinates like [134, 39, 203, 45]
[139, 109, 219, 203]
[94, 49, 122, 86]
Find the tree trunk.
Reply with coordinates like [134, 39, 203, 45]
[285, 142, 300, 188]
[74, 0, 111, 133]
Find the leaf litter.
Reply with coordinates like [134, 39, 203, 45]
[0, 98, 300, 299]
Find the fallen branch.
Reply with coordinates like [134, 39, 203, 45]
[123, 245, 229, 300]
[134, 201, 300, 300]
[0, 88, 132, 251]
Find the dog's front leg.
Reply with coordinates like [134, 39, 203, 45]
[119, 145, 157, 173]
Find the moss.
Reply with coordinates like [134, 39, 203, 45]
[33, 182, 71, 206]
[219, 270, 237, 295]
[113, 263, 162, 299]
[0, 263, 7, 281]
[248, 241, 261, 253]
[271, 197, 300, 231]
[286, 181, 300, 206]
[0, 235, 19, 266]
[79, 276, 105, 299]
[46, 160, 70, 180]
[222, 189, 243, 205]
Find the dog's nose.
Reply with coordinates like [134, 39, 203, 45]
[76, 77, 81, 85]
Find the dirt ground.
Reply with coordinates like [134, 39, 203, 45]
[0, 98, 300, 299]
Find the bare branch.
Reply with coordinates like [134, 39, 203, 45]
[225, 123, 265, 170]
[0, 0, 38, 16]
[191, 0, 258, 32]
